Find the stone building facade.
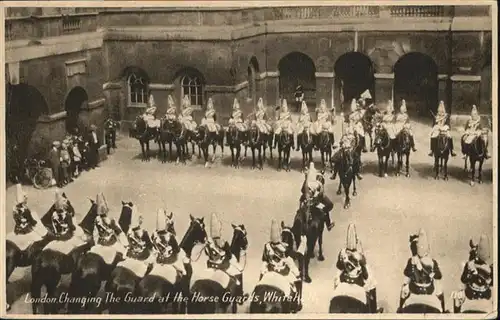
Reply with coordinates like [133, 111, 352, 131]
[4, 5, 493, 170]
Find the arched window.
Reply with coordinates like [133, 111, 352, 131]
[181, 75, 203, 108]
[128, 73, 148, 106]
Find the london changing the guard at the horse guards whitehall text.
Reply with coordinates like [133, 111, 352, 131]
[0, 0, 498, 318]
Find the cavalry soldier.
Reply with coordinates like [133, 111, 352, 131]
[126, 213, 154, 262]
[461, 105, 490, 159]
[300, 162, 335, 231]
[400, 228, 446, 312]
[104, 117, 119, 149]
[334, 224, 378, 313]
[93, 193, 127, 251]
[253, 97, 272, 135]
[164, 95, 178, 122]
[205, 212, 245, 299]
[372, 100, 396, 150]
[312, 99, 334, 150]
[274, 99, 294, 148]
[394, 100, 417, 152]
[295, 101, 313, 151]
[11, 184, 46, 237]
[179, 95, 198, 134]
[348, 99, 368, 153]
[260, 219, 303, 312]
[228, 98, 247, 132]
[50, 189, 77, 240]
[294, 85, 305, 112]
[201, 97, 221, 134]
[428, 101, 456, 157]
[142, 94, 158, 126]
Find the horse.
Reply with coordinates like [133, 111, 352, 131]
[30, 201, 98, 314]
[361, 105, 379, 151]
[398, 294, 443, 313]
[188, 223, 248, 314]
[276, 130, 293, 172]
[331, 146, 359, 209]
[329, 282, 370, 313]
[249, 271, 295, 313]
[316, 130, 334, 171]
[433, 131, 451, 180]
[463, 134, 488, 186]
[157, 118, 188, 164]
[298, 129, 314, 172]
[244, 125, 266, 170]
[395, 129, 412, 178]
[226, 125, 246, 168]
[373, 126, 395, 178]
[129, 116, 160, 161]
[66, 202, 136, 314]
[135, 214, 207, 314]
[104, 124, 118, 155]
[195, 125, 224, 168]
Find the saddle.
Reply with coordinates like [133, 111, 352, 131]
[191, 268, 231, 290]
[332, 281, 367, 305]
[403, 293, 442, 312]
[258, 271, 292, 297]
[460, 296, 492, 313]
[117, 258, 150, 278]
[7, 230, 44, 251]
[44, 227, 88, 256]
[149, 263, 180, 285]
[89, 243, 124, 265]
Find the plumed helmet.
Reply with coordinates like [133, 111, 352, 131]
[322, 122, 330, 130]
[477, 234, 491, 263]
[301, 101, 308, 114]
[131, 206, 143, 227]
[96, 193, 109, 216]
[207, 97, 214, 110]
[210, 212, 222, 239]
[281, 99, 288, 112]
[54, 188, 67, 211]
[416, 228, 430, 258]
[320, 99, 327, 109]
[346, 223, 358, 251]
[360, 89, 372, 100]
[182, 95, 191, 108]
[167, 95, 176, 108]
[16, 183, 27, 205]
[296, 85, 302, 90]
[233, 98, 240, 110]
[351, 99, 358, 112]
[149, 94, 156, 108]
[471, 105, 478, 117]
[437, 101, 446, 114]
[270, 219, 281, 243]
[257, 97, 264, 110]
[156, 208, 167, 230]
[400, 99, 407, 113]
[53, 141, 61, 147]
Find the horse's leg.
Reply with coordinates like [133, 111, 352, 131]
[434, 156, 439, 179]
[286, 147, 291, 172]
[478, 158, 484, 184]
[443, 156, 449, 180]
[140, 141, 146, 161]
[384, 155, 389, 177]
[464, 155, 469, 172]
[258, 146, 263, 170]
[337, 178, 342, 195]
[244, 145, 248, 158]
[277, 147, 282, 171]
[343, 181, 351, 209]
[230, 147, 235, 167]
[304, 245, 312, 283]
[251, 147, 256, 169]
[378, 154, 383, 177]
[470, 158, 476, 186]
[405, 152, 410, 177]
[352, 174, 357, 197]
[236, 145, 241, 169]
[317, 226, 325, 261]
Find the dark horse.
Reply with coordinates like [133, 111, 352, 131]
[129, 117, 160, 161]
[66, 202, 134, 314]
[30, 200, 98, 314]
[195, 126, 224, 168]
[332, 146, 359, 209]
[158, 118, 188, 164]
[135, 214, 207, 314]
[361, 105, 380, 151]
[317, 130, 334, 171]
[188, 224, 248, 314]
[463, 134, 488, 186]
[276, 130, 293, 172]
[433, 132, 451, 180]
[373, 126, 395, 177]
[245, 125, 266, 170]
[226, 125, 246, 168]
[395, 130, 412, 178]
[298, 129, 314, 172]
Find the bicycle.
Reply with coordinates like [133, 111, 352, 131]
[23, 158, 53, 189]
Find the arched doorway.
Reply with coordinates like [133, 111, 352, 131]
[65, 86, 88, 133]
[278, 52, 316, 109]
[247, 56, 260, 106]
[5, 83, 49, 181]
[393, 53, 438, 117]
[334, 52, 375, 113]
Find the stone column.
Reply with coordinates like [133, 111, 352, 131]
[149, 83, 175, 116]
[374, 73, 393, 108]
[315, 72, 334, 111]
[264, 71, 280, 109]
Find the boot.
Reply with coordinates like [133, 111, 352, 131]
[437, 293, 446, 312]
[296, 134, 302, 151]
[368, 288, 378, 313]
[410, 135, 417, 152]
[294, 280, 303, 312]
[399, 297, 406, 311]
[428, 138, 436, 157]
[324, 211, 334, 231]
[235, 273, 248, 300]
[484, 139, 490, 159]
[449, 138, 456, 157]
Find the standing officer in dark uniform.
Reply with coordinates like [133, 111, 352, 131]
[87, 124, 100, 169]
[294, 85, 305, 112]
[104, 117, 119, 153]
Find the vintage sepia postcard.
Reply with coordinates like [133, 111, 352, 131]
[1, 0, 497, 318]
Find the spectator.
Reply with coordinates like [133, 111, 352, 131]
[87, 124, 100, 169]
[60, 140, 72, 185]
[48, 141, 61, 187]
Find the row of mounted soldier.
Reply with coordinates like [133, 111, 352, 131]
[6, 163, 493, 314]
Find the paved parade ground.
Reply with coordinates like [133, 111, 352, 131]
[5, 119, 494, 314]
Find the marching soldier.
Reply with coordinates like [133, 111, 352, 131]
[428, 101, 456, 157]
[295, 101, 313, 151]
[348, 99, 368, 153]
[274, 99, 294, 149]
[200, 97, 221, 134]
[260, 219, 303, 312]
[400, 228, 446, 312]
[179, 95, 198, 134]
[205, 212, 245, 299]
[253, 97, 272, 135]
[461, 105, 490, 159]
[394, 100, 417, 152]
[300, 162, 335, 231]
[312, 99, 334, 150]
[164, 95, 178, 122]
[104, 117, 119, 149]
[228, 98, 247, 132]
[334, 224, 378, 313]
[50, 189, 77, 240]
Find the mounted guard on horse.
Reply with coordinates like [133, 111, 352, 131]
[428, 101, 456, 157]
[394, 100, 417, 152]
[252, 97, 272, 135]
[372, 100, 396, 151]
[274, 99, 295, 149]
[228, 98, 248, 133]
[312, 99, 334, 150]
[200, 97, 222, 134]
[259, 219, 303, 312]
[141, 94, 161, 130]
[179, 95, 198, 138]
[399, 228, 446, 313]
[452, 234, 493, 313]
[331, 224, 378, 313]
[295, 101, 313, 152]
[348, 97, 368, 153]
[461, 105, 490, 159]
[164, 95, 178, 123]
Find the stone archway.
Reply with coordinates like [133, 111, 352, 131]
[334, 52, 375, 113]
[65, 86, 88, 133]
[393, 52, 438, 117]
[247, 56, 260, 106]
[278, 52, 316, 109]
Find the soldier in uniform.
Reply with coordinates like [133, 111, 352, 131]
[374, 100, 397, 148]
[11, 184, 45, 237]
[294, 85, 305, 112]
[142, 94, 158, 125]
[104, 117, 119, 149]
[164, 95, 178, 122]
[60, 140, 72, 186]
[50, 189, 77, 240]
[461, 105, 490, 159]
[93, 193, 127, 252]
[260, 219, 303, 312]
[300, 162, 335, 231]
[348, 99, 368, 153]
[312, 99, 334, 150]
[295, 101, 313, 151]
[400, 228, 445, 312]
[428, 101, 456, 157]
[204, 212, 245, 299]
[334, 224, 378, 312]
[49, 141, 61, 187]
[253, 97, 272, 135]
[178, 95, 198, 140]
[274, 99, 294, 149]
[228, 98, 247, 132]
[126, 213, 154, 262]
[200, 97, 221, 134]
[394, 100, 417, 152]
